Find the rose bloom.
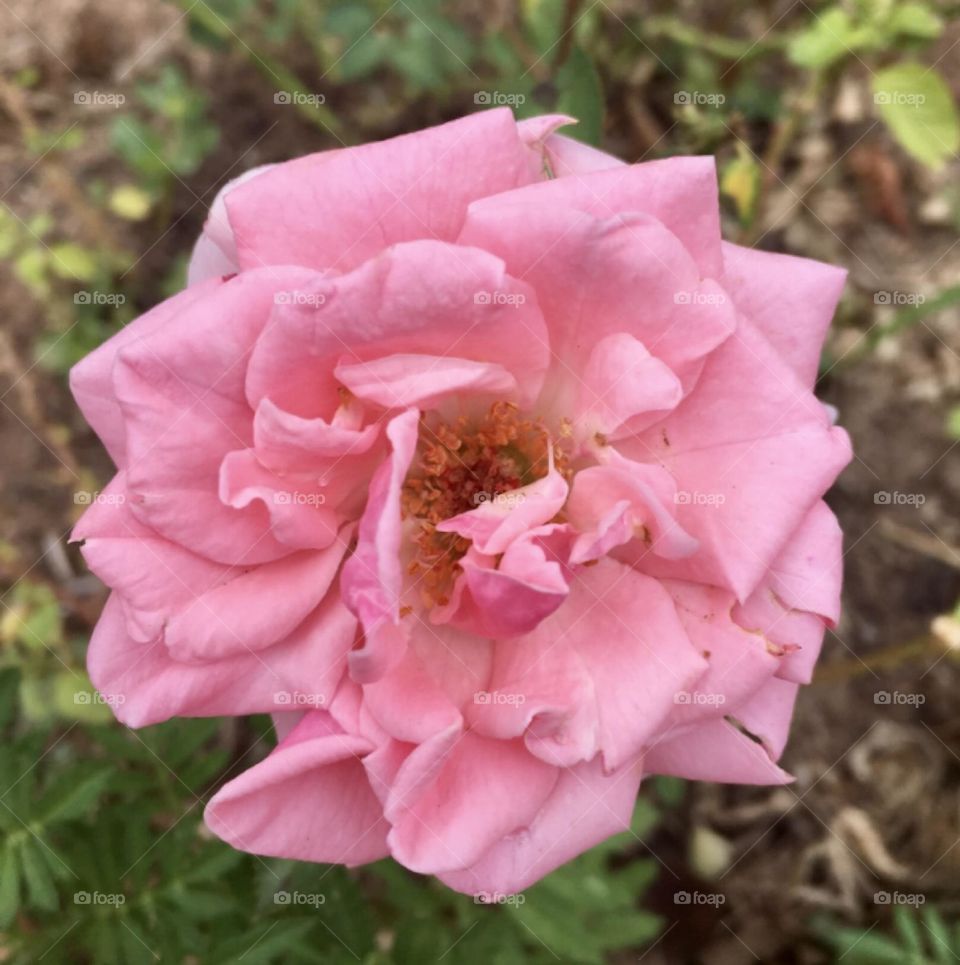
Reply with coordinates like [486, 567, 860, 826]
[71, 110, 850, 896]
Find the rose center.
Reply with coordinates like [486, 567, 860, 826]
[401, 401, 569, 608]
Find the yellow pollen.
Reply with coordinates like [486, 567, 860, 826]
[400, 401, 571, 608]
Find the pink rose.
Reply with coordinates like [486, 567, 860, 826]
[71, 110, 851, 895]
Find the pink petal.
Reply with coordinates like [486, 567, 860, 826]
[218, 448, 340, 551]
[341, 409, 419, 683]
[205, 710, 388, 865]
[733, 676, 801, 760]
[164, 538, 348, 662]
[471, 559, 707, 771]
[517, 115, 626, 177]
[576, 333, 683, 438]
[225, 109, 547, 272]
[643, 718, 792, 785]
[436, 467, 568, 556]
[69, 277, 222, 466]
[186, 165, 275, 285]
[457, 206, 734, 400]
[657, 581, 781, 727]
[88, 591, 356, 726]
[362, 647, 463, 743]
[623, 321, 853, 600]
[244, 241, 549, 418]
[462, 154, 723, 276]
[567, 457, 698, 564]
[253, 397, 380, 474]
[114, 267, 324, 565]
[334, 354, 519, 410]
[447, 530, 571, 639]
[722, 241, 846, 388]
[438, 756, 643, 897]
[387, 731, 558, 875]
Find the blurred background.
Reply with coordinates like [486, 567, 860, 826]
[1, 0, 959, 961]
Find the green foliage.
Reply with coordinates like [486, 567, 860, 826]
[814, 906, 960, 964]
[788, 0, 943, 69]
[0, 655, 671, 964]
[873, 63, 960, 168]
[111, 65, 219, 195]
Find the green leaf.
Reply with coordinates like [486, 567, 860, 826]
[19, 838, 59, 912]
[522, 0, 567, 50]
[721, 147, 762, 226]
[947, 405, 960, 439]
[0, 844, 21, 927]
[555, 46, 604, 145]
[888, 3, 943, 40]
[788, 8, 856, 70]
[37, 765, 112, 824]
[48, 243, 99, 282]
[873, 63, 960, 168]
[108, 185, 152, 221]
